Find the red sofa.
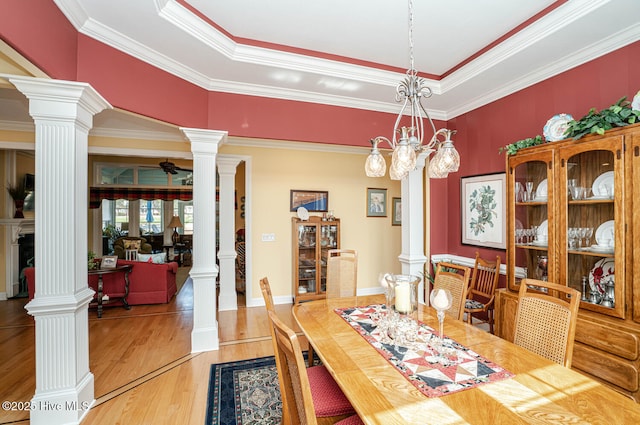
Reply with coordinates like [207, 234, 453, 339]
[24, 259, 178, 305]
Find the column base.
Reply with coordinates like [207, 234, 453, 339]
[29, 372, 94, 425]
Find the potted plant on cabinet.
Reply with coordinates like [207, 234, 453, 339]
[6, 179, 29, 218]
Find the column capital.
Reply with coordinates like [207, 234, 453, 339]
[180, 128, 227, 154]
[217, 157, 242, 174]
[7, 76, 111, 128]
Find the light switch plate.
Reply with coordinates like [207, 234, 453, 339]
[261, 233, 276, 242]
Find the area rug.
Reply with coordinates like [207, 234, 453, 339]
[175, 266, 191, 293]
[205, 356, 283, 425]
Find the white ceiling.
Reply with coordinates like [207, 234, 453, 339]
[2, 0, 640, 140]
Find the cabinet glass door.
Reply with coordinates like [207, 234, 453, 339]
[318, 224, 339, 293]
[297, 223, 318, 295]
[508, 150, 554, 290]
[558, 136, 624, 318]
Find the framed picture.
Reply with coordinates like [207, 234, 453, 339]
[391, 197, 401, 226]
[367, 188, 387, 217]
[290, 190, 328, 212]
[461, 172, 507, 249]
[101, 255, 118, 269]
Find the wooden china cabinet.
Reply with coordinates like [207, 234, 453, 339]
[496, 122, 640, 401]
[292, 216, 340, 303]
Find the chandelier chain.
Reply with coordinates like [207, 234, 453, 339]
[409, 0, 415, 73]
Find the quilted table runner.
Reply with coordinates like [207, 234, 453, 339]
[335, 305, 514, 398]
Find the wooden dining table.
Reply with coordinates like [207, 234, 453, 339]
[292, 295, 640, 424]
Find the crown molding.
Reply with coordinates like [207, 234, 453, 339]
[445, 22, 640, 119]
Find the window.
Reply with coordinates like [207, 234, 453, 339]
[141, 200, 163, 234]
[97, 162, 192, 236]
[174, 200, 193, 235]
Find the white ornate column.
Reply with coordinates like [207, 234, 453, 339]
[10, 76, 110, 425]
[181, 128, 227, 352]
[398, 152, 429, 304]
[216, 157, 241, 311]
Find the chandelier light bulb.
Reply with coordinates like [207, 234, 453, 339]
[365, 151, 387, 177]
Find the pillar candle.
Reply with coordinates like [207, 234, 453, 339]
[395, 283, 411, 313]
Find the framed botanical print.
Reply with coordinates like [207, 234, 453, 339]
[461, 172, 506, 249]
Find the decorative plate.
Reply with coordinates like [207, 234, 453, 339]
[537, 219, 548, 238]
[591, 171, 614, 199]
[595, 220, 614, 246]
[296, 206, 309, 221]
[543, 114, 573, 141]
[588, 257, 614, 295]
[536, 179, 548, 198]
[632, 90, 640, 111]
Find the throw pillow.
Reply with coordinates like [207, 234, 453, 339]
[137, 253, 166, 264]
[123, 239, 141, 250]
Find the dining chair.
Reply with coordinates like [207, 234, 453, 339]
[326, 249, 358, 299]
[307, 249, 357, 367]
[259, 277, 358, 425]
[432, 262, 471, 320]
[268, 309, 363, 425]
[464, 252, 501, 333]
[513, 278, 580, 367]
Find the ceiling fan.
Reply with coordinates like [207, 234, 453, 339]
[159, 159, 192, 175]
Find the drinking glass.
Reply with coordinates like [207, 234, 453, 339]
[515, 182, 523, 202]
[525, 181, 534, 202]
[570, 186, 583, 200]
[568, 227, 578, 249]
[530, 225, 539, 243]
[578, 227, 588, 249]
[585, 227, 594, 246]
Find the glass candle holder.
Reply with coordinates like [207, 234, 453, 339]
[429, 288, 452, 346]
[384, 274, 421, 317]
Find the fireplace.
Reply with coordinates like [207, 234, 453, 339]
[0, 219, 35, 299]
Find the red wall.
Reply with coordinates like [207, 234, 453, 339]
[3, 1, 640, 261]
[0, 0, 78, 80]
[433, 41, 640, 262]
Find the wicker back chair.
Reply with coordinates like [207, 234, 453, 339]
[513, 278, 580, 367]
[433, 262, 471, 320]
[267, 309, 362, 425]
[260, 278, 358, 425]
[326, 249, 358, 299]
[464, 252, 501, 333]
[259, 277, 290, 425]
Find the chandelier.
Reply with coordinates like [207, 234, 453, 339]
[364, 0, 460, 180]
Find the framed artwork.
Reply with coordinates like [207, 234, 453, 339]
[461, 172, 507, 249]
[290, 190, 328, 212]
[367, 188, 387, 217]
[101, 255, 118, 269]
[391, 197, 401, 225]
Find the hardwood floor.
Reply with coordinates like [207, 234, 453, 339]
[0, 272, 299, 424]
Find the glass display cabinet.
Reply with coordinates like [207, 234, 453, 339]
[506, 136, 624, 318]
[292, 216, 340, 303]
[498, 123, 640, 401]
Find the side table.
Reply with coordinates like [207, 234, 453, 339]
[88, 264, 133, 318]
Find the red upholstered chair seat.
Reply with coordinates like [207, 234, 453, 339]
[336, 414, 364, 424]
[307, 365, 356, 417]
